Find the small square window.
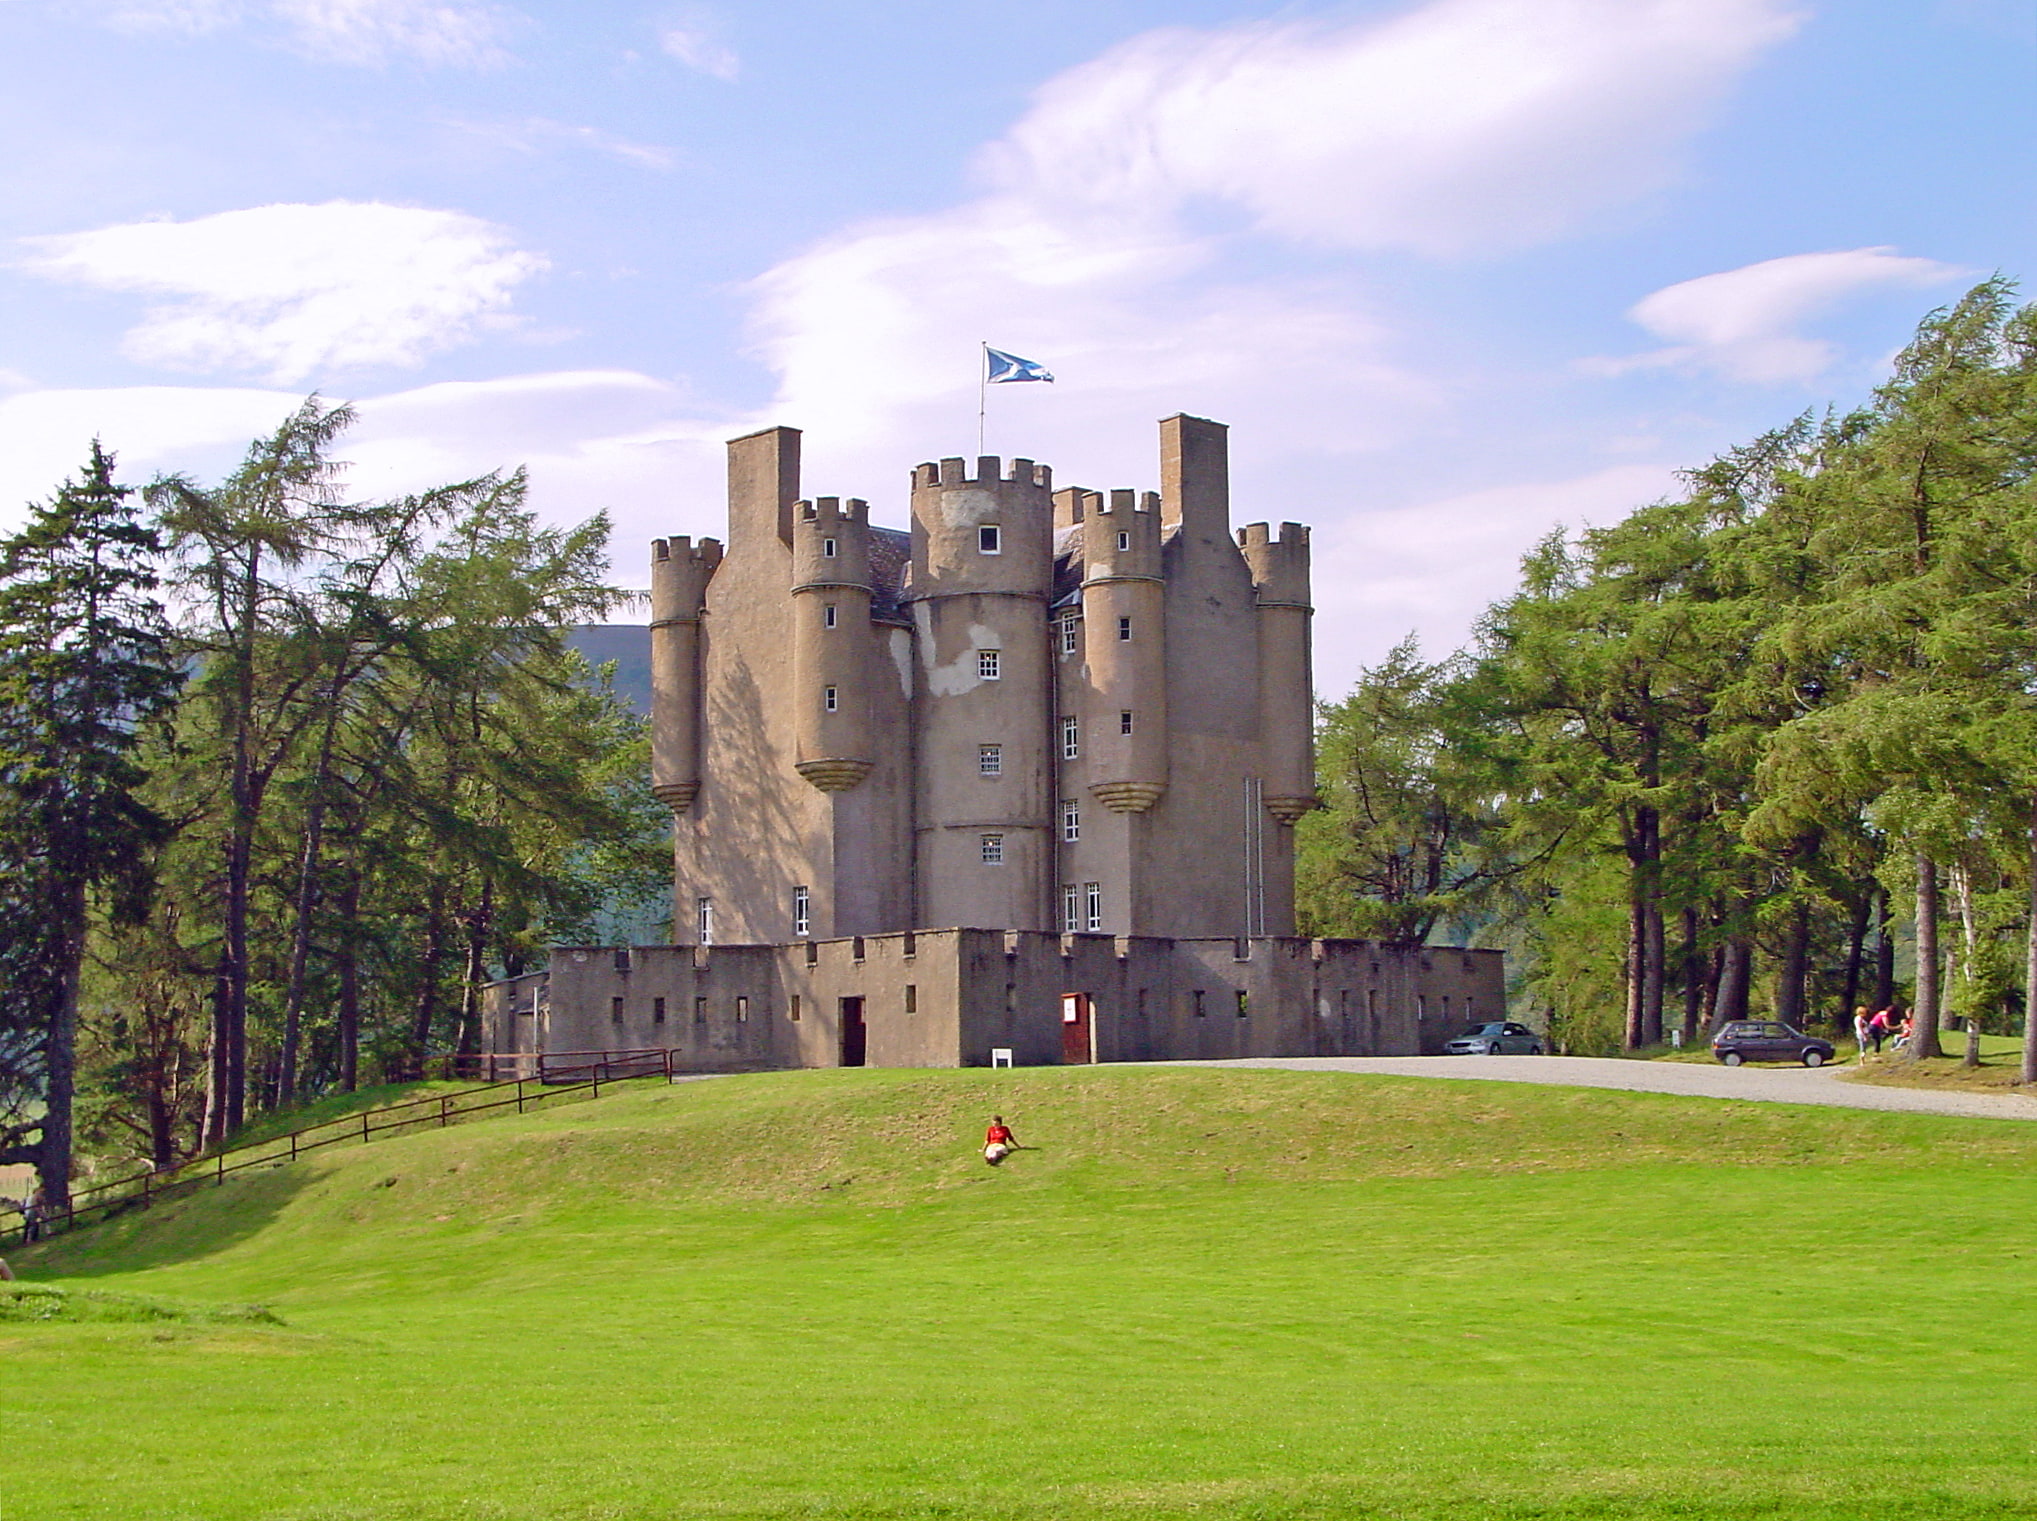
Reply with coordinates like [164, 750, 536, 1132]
[1117, 531, 1130, 552]
[981, 833, 1004, 864]
[978, 649, 1001, 680]
[1061, 716, 1079, 760]
[979, 525, 1002, 554]
[824, 604, 837, 628]
[1117, 616, 1132, 641]
[1062, 799, 1080, 843]
[979, 744, 1002, 776]
[824, 685, 838, 712]
[822, 537, 837, 557]
[1120, 710, 1134, 735]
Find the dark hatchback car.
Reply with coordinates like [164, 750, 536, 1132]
[1711, 1020, 1836, 1067]
[1443, 1021, 1546, 1055]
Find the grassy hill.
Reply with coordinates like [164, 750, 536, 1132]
[8, 1065, 2037, 1520]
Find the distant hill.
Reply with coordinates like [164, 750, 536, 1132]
[567, 624, 652, 716]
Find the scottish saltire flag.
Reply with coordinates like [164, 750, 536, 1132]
[985, 347, 1054, 384]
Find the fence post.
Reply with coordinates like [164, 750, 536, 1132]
[218, 1151, 225, 1187]
[363, 1111, 371, 1144]
[290, 1132, 298, 1162]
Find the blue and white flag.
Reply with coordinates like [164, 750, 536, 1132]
[985, 347, 1054, 384]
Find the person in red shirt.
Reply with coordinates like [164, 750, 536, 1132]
[983, 1115, 1019, 1166]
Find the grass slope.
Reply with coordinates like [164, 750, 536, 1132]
[7, 1065, 2037, 1520]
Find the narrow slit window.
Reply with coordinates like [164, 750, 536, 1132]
[824, 604, 837, 628]
[1192, 989, 1206, 1018]
[1236, 989, 1250, 1018]
[979, 524, 1002, 554]
[610, 996, 625, 1025]
[904, 985, 917, 1014]
[822, 537, 837, 558]
[1117, 530, 1130, 552]
[979, 743, 1002, 775]
[981, 833, 1004, 864]
[978, 649, 1001, 680]
[736, 996, 749, 1023]
[1061, 715, 1079, 759]
[1117, 616, 1132, 641]
[1120, 710, 1134, 735]
[693, 995, 708, 1024]
[652, 997, 666, 1025]
[1085, 882, 1102, 933]
[790, 994, 802, 1022]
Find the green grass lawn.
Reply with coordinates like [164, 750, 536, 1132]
[7, 1065, 2037, 1520]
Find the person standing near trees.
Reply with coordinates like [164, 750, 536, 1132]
[1868, 1007, 1893, 1054]
[1853, 1006, 1872, 1062]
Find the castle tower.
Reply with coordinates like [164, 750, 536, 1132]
[649, 535, 723, 814]
[907, 455, 1055, 930]
[1080, 489, 1169, 814]
[790, 497, 876, 793]
[1239, 522, 1317, 827]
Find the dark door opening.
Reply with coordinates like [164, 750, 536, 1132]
[839, 996, 866, 1067]
[1061, 993, 1092, 1065]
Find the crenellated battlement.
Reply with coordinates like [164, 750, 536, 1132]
[650, 535, 723, 623]
[1083, 489, 1164, 583]
[797, 496, 870, 527]
[916, 456, 1054, 490]
[1238, 521, 1310, 607]
[792, 497, 873, 591]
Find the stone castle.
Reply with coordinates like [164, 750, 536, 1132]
[483, 416, 1503, 1071]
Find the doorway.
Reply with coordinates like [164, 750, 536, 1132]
[1061, 993, 1093, 1065]
[839, 996, 866, 1067]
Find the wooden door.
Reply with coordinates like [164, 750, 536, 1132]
[1061, 993, 1092, 1065]
[839, 997, 866, 1067]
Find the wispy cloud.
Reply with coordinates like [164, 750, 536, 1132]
[1588, 247, 1970, 383]
[20, 202, 548, 384]
[78, 0, 520, 67]
[659, 10, 738, 81]
[446, 116, 677, 171]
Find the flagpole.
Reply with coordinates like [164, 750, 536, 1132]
[977, 341, 988, 457]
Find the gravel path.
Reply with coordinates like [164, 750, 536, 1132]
[1191, 1054, 2037, 1122]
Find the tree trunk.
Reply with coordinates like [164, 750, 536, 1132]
[1912, 851, 1944, 1059]
[38, 878, 88, 1211]
[1625, 893, 1646, 1050]
[1873, 889, 1896, 1010]
[336, 872, 362, 1094]
[410, 888, 449, 1071]
[2022, 800, 2037, 1086]
[1839, 890, 1871, 1035]
[1714, 938, 1752, 1029]
[1774, 898, 1812, 1028]
[457, 879, 494, 1058]
[279, 695, 346, 1106]
[1681, 906, 1704, 1046]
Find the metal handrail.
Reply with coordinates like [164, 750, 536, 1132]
[2, 1049, 681, 1251]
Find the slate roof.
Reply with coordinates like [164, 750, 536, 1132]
[869, 525, 913, 626]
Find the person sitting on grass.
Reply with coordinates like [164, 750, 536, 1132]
[1893, 1014, 1915, 1052]
[984, 1115, 1019, 1166]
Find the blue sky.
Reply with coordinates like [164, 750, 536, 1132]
[1, 0, 2032, 693]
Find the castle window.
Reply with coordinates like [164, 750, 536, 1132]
[1117, 531, 1130, 552]
[1062, 799, 1080, 843]
[736, 996, 749, 1023]
[1117, 616, 1132, 641]
[981, 833, 1004, 864]
[905, 984, 917, 1014]
[694, 996, 708, 1024]
[1059, 617, 1077, 656]
[652, 997, 666, 1025]
[978, 649, 1001, 680]
[1120, 710, 1134, 735]
[610, 996, 625, 1025]
[793, 885, 810, 938]
[1417, 995, 1427, 1021]
[790, 995, 802, 1022]
[1236, 989, 1250, 1018]
[1061, 716, 1079, 759]
[822, 537, 837, 558]
[823, 686, 838, 712]
[979, 525, 1002, 554]
[1085, 882, 1102, 933]
[1062, 884, 1080, 933]
[824, 604, 837, 628]
[697, 897, 714, 945]
[1192, 989, 1206, 1018]
[979, 744, 1002, 776]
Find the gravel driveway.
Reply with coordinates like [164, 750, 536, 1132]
[1192, 1054, 2037, 1122]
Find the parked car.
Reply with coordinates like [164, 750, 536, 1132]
[1444, 1021, 1546, 1055]
[1711, 1020, 1835, 1067]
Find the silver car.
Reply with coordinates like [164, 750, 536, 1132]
[1444, 1020, 1546, 1055]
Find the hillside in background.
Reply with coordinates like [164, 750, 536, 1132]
[567, 623, 652, 715]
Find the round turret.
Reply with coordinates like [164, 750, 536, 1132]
[1239, 521, 1316, 825]
[791, 497, 876, 793]
[1080, 489, 1168, 814]
[650, 535, 723, 814]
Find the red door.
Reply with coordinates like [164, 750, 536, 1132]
[839, 997, 866, 1067]
[1061, 993, 1092, 1065]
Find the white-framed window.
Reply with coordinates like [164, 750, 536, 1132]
[1117, 530, 1130, 552]
[979, 524, 1002, 554]
[697, 896, 714, 945]
[822, 537, 837, 558]
[824, 604, 837, 628]
[979, 744, 1002, 776]
[1059, 617, 1078, 656]
[1062, 883, 1080, 933]
[793, 885, 810, 937]
[978, 649, 1001, 680]
[824, 685, 838, 712]
[981, 833, 1004, 864]
[1061, 715, 1079, 759]
[1117, 616, 1132, 641]
[1062, 799, 1081, 843]
[1085, 882, 1102, 933]
[1120, 710, 1134, 735]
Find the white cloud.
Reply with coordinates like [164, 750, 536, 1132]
[659, 14, 738, 81]
[1592, 247, 1970, 383]
[979, 0, 1806, 256]
[20, 202, 548, 384]
[80, 0, 518, 67]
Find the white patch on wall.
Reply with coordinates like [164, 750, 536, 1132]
[916, 605, 1003, 696]
[943, 488, 1000, 527]
[887, 627, 915, 698]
